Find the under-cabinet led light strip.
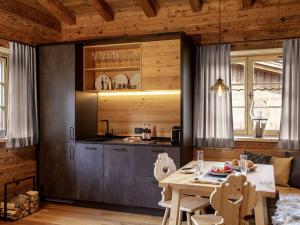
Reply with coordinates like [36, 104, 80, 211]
[98, 90, 181, 96]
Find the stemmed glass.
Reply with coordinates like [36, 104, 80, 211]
[196, 150, 204, 175]
[240, 155, 248, 176]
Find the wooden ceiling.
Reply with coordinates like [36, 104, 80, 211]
[0, 0, 300, 48]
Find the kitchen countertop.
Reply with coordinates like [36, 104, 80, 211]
[76, 137, 179, 147]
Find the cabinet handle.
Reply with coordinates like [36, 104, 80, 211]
[69, 146, 72, 159]
[72, 146, 75, 160]
[85, 146, 97, 150]
[70, 127, 75, 140]
[113, 148, 127, 152]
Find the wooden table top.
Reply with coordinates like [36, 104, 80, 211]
[159, 161, 276, 198]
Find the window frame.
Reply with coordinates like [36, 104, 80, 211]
[0, 48, 8, 136]
[231, 53, 282, 137]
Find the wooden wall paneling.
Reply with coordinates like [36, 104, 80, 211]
[0, 39, 9, 48]
[242, 0, 256, 8]
[38, 0, 76, 25]
[98, 94, 180, 137]
[0, 0, 61, 32]
[141, 39, 181, 90]
[194, 141, 285, 162]
[0, 145, 37, 201]
[89, 0, 114, 21]
[139, 0, 158, 17]
[189, 0, 203, 12]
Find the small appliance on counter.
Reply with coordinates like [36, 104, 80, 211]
[171, 126, 181, 145]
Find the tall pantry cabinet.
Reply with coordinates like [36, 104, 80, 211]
[38, 44, 97, 200]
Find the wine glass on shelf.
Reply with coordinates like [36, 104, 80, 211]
[196, 150, 204, 175]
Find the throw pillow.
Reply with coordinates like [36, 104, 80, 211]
[244, 151, 272, 164]
[286, 152, 300, 188]
[271, 156, 293, 187]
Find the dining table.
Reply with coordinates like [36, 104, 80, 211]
[159, 161, 276, 225]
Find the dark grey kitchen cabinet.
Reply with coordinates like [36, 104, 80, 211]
[39, 44, 98, 200]
[103, 145, 134, 206]
[39, 142, 75, 199]
[39, 45, 76, 143]
[75, 143, 104, 202]
[133, 146, 180, 208]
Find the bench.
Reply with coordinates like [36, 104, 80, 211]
[276, 185, 300, 199]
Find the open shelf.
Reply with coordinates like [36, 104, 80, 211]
[83, 42, 142, 92]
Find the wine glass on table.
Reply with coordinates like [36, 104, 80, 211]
[240, 155, 248, 176]
[196, 150, 204, 175]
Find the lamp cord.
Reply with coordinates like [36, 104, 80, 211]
[218, 0, 221, 79]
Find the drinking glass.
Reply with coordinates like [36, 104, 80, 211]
[240, 155, 248, 176]
[196, 150, 204, 175]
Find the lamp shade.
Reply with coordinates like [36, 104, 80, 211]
[209, 77, 230, 95]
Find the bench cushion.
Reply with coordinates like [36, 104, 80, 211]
[286, 153, 300, 188]
[271, 157, 293, 187]
[276, 186, 300, 199]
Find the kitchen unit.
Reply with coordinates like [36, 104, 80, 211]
[38, 33, 193, 210]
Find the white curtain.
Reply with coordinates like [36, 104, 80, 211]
[278, 38, 300, 150]
[7, 42, 39, 148]
[193, 44, 234, 148]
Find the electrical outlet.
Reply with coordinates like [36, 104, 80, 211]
[135, 127, 143, 134]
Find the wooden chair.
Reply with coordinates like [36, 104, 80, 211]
[191, 174, 258, 225]
[154, 153, 210, 225]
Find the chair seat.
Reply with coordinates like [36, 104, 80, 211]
[191, 214, 223, 225]
[159, 196, 210, 213]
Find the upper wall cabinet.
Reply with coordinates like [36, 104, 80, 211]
[83, 39, 181, 92]
[141, 39, 181, 90]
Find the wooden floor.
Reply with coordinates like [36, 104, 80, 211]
[0, 203, 164, 225]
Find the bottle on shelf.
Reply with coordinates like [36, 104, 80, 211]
[147, 124, 152, 140]
[142, 124, 147, 141]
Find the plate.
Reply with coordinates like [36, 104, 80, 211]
[130, 73, 140, 89]
[115, 74, 128, 89]
[208, 166, 233, 177]
[95, 74, 111, 90]
[225, 161, 257, 172]
[180, 168, 197, 174]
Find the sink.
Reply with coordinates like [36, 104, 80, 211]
[82, 137, 110, 142]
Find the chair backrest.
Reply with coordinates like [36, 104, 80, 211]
[154, 153, 177, 182]
[210, 174, 258, 225]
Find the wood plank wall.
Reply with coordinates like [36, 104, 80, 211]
[0, 143, 37, 201]
[0, 39, 9, 49]
[194, 141, 286, 161]
[98, 94, 180, 137]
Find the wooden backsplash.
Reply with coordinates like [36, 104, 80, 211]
[98, 94, 180, 137]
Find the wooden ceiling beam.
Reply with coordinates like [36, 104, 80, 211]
[189, 0, 203, 12]
[89, 0, 114, 21]
[242, 0, 256, 8]
[0, 0, 61, 32]
[38, 0, 76, 25]
[139, 0, 157, 17]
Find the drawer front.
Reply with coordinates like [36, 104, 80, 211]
[134, 146, 180, 177]
[103, 145, 134, 205]
[104, 145, 134, 177]
[75, 143, 103, 202]
[132, 176, 162, 209]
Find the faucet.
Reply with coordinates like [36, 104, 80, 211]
[101, 120, 113, 137]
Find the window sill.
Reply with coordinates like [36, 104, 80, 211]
[234, 135, 278, 143]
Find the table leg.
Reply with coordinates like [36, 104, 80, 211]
[255, 197, 268, 225]
[169, 188, 181, 225]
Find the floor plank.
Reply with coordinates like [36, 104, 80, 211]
[0, 203, 163, 225]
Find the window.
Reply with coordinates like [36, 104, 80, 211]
[0, 54, 8, 137]
[231, 53, 282, 136]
